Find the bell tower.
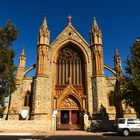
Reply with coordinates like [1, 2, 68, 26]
[90, 16, 104, 76]
[36, 15, 50, 75]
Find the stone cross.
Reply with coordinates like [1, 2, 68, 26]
[67, 15, 72, 24]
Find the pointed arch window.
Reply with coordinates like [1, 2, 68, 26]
[56, 45, 85, 86]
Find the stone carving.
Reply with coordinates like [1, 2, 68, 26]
[60, 96, 79, 109]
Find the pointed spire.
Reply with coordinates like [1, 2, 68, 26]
[38, 14, 50, 45]
[115, 48, 119, 56]
[42, 14, 48, 29]
[114, 48, 122, 71]
[21, 47, 25, 56]
[18, 47, 26, 68]
[90, 15, 102, 45]
[92, 15, 99, 29]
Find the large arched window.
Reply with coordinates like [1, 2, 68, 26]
[56, 44, 85, 86]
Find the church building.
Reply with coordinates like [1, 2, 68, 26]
[4, 15, 135, 130]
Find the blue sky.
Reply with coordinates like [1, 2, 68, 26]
[0, 0, 140, 76]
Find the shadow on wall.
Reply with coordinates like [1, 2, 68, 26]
[89, 120, 114, 132]
[87, 105, 114, 132]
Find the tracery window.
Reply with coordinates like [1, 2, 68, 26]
[56, 45, 85, 85]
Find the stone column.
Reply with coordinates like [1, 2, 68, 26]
[69, 110, 72, 124]
[58, 110, 61, 124]
[52, 114, 56, 131]
[84, 113, 89, 131]
[82, 96, 86, 110]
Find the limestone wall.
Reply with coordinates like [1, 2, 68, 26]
[6, 77, 33, 120]
[104, 77, 116, 119]
[22, 77, 33, 93]
[0, 120, 49, 131]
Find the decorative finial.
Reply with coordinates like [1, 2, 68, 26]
[115, 48, 119, 56]
[92, 13, 98, 29]
[67, 15, 72, 25]
[21, 46, 25, 56]
[42, 13, 48, 28]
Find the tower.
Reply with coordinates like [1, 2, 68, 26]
[114, 48, 123, 79]
[31, 16, 52, 127]
[90, 16, 104, 76]
[90, 16, 106, 113]
[36, 15, 50, 75]
[16, 48, 26, 82]
[18, 48, 26, 68]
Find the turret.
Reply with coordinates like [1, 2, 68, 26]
[114, 48, 123, 79]
[16, 48, 26, 83]
[90, 16, 104, 76]
[38, 15, 50, 45]
[36, 15, 50, 75]
[18, 48, 26, 68]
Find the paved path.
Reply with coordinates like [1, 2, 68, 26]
[0, 130, 115, 136]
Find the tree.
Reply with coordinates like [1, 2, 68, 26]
[0, 21, 18, 112]
[123, 37, 140, 115]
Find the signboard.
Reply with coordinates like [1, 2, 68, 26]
[21, 109, 28, 119]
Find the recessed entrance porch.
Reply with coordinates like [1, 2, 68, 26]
[57, 110, 83, 130]
[56, 94, 84, 130]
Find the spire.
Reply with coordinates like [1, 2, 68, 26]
[90, 15, 102, 45]
[115, 48, 119, 56]
[42, 15, 48, 29]
[114, 48, 122, 72]
[18, 47, 26, 68]
[38, 15, 50, 45]
[92, 15, 99, 29]
[21, 47, 25, 56]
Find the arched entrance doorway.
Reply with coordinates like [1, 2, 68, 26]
[54, 42, 87, 130]
[57, 95, 83, 129]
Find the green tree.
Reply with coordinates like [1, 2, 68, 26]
[0, 21, 18, 112]
[124, 37, 140, 115]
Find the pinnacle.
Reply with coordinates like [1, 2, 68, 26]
[21, 48, 25, 56]
[42, 15, 48, 28]
[92, 15, 98, 29]
[115, 48, 119, 56]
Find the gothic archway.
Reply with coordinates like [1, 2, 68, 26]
[57, 95, 83, 129]
[54, 42, 86, 129]
[55, 43, 86, 87]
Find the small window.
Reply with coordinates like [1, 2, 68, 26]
[118, 119, 125, 124]
[127, 119, 135, 124]
[134, 119, 140, 124]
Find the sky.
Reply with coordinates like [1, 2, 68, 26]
[0, 0, 140, 76]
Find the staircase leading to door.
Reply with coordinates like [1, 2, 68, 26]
[57, 124, 82, 130]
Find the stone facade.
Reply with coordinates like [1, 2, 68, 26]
[3, 15, 136, 131]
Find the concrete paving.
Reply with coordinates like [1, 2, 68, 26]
[0, 130, 115, 136]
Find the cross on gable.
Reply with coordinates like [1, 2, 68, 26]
[67, 15, 72, 24]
